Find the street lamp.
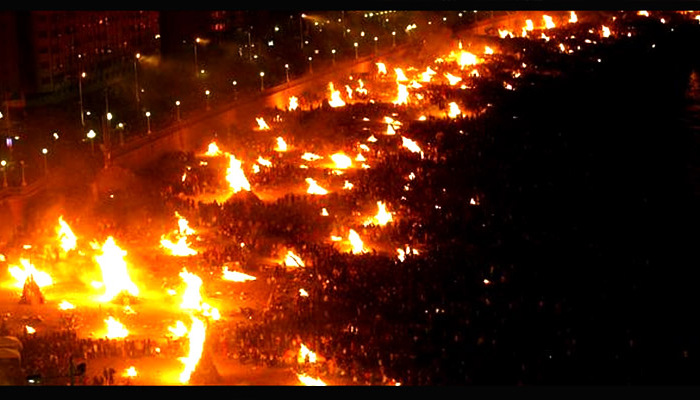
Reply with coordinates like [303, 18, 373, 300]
[145, 111, 151, 134]
[331, 49, 336, 65]
[284, 64, 290, 83]
[79, 72, 86, 127]
[134, 54, 141, 109]
[300, 13, 305, 49]
[19, 160, 25, 186]
[194, 38, 200, 77]
[1, 160, 7, 188]
[205, 90, 211, 110]
[87, 129, 96, 153]
[117, 123, 125, 146]
[354, 42, 359, 59]
[374, 36, 378, 53]
[41, 148, 48, 175]
[175, 100, 181, 121]
[260, 72, 265, 91]
[232, 81, 238, 100]
[308, 56, 313, 74]
[392, 31, 396, 47]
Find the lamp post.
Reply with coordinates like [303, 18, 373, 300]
[41, 148, 48, 175]
[194, 38, 200, 77]
[87, 129, 96, 153]
[145, 112, 151, 134]
[105, 112, 112, 148]
[331, 49, 336, 65]
[354, 42, 358, 59]
[117, 123, 125, 146]
[1, 160, 7, 188]
[19, 160, 25, 186]
[374, 36, 378, 53]
[284, 64, 290, 83]
[134, 54, 141, 109]
[300, 13, 305, 49]
[205, 90, 211, 111]
[78, 72, 85, 127]
[308, 56, 313, 74]
[232, 81, 237, 100]
[392, 31, 396, 47]
[260, 72, 265, 91]
[175, 100, 181, 121]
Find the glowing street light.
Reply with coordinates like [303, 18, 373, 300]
[194, 38, 201, 77]
[308, 56, 313, 74]
[331, 49, 336, 65]
[1, 160, 7, 188]
[374, 36, 378, 53]
[145, 111, 151, 134]
[232, 80, 238, 100]
[392, 31, 396, 47]
[79, 72, 86, 127]
[260, 71, 265, 91]
[284, 64, 290, 83]
[41, 148, 48, 175]
[19, 160, 25, 186]
[134, 54, 141, 109]
[87, 129, 96, 153]
[175, 100, 181, 121]
[205, 89, 211, 111]
[354, 42, 358, 59]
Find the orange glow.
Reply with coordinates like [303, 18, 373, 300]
[348, 229, 365, 254]
[393, 83, 409, 105]
[569, 11, 578, 23]
[602, 25, 611, 38]
[226, 154, 251, 193]
[525, 19, 534, 31]
[58, 300, 75, 310]
[394, 68, 408, 82]
[330, 153, 352, 169]
[448, 102, 462, 118]
[204, 142, 222, 157]
[543, 15, 555, 29]
[255, 117, 271, 130]
[484, 46, 494, 55]
[168, 320, 188, 338]
[305, 178, 328, 195]
[297, 373, 327, 386]
[301, 152, 322, 162]
[444, 72, 462, 86]
[222, 267, 257, 282]
[288, 96, 299, 111]
[284, 250, 305, 267]
[25, 325, 36, 334]
[421, 67, 436, 82]
[328, 83, 346, 108]
[401, 136, 423, 157]
[376, 62, 387, 75]
[298, 343, 318, 364]
[275, 137, 288, 152]
[104, 316, 129, 339]
[257, 156, 272, 167]
[498, 29, 513, 38]
[364, 201, 393, 226]
[179, 316, 206, 384]
[8, 258, 53, 290]
[123, 366, 138, 378]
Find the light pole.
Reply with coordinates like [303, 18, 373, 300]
[232, 81, 237, 100]
[78, 72, 85, 127]
[308, 56, 313, 74]
[260, 72, 265, 92]
[392, 31, 396, 47]
[87, 129, 96, 153]
[117, 122, 125, 146]
[354, 42, 358, 59]
[19, 160, 25, 186]
[331, 49, 336, 65]
[205, 90, 211, 111]
[1, 160, 7, 188]
[284, 64, 290, 83]
[374, 36, 378, 54]
[300, 13, 305, 49]
[134, 54, 141, 109]
[175, 100, 181, 121]
[41, 148, 48, 175]
[145, 112, 151, 134]
[105, 112, 112, 147]
[194, 38, 200, 77]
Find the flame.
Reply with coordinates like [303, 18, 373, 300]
[301, 152, 322, 162]
[559, 43, 566, 52]
[401, 137, 423, 157]
[393, 83, 409, 105]
[484, 46, 494, 55]
[8, 258, 53, 289]
[123, 367, 138, 378]
[525, 19, 534, 31]
[275, 137, 288, 152]
[299, 288, 309, 297]
[343, 181, 354, 190]
[348, 229, 365, 254]
[345, 85, 353, 99]
[298, 343, 318, 364]
[204, 142, 222, 156]
[255, 117, 270, 130]
[57, 216, 77, 252]
[356, 79, 368, 95]
[222, 267, 257, 282]
[376, 62, 387, 75]
[541, 33, 550, 41]
[457, 51, 479, 68]
[397, 244, 418, 262]
[179, 269, 204, 311]
[355, 153, 366, 162]
[328, 83, 346, 108]
[288, 96, 299, 111]
[320, 208, 329, 216]
[59, 300, 75, 310]
[305, 178, 328, 195]
[94, 237, 139, 302]
[498, 29, 513, 38]
[182, 172, 187, 182]
[569, 11, 578, 23]
[160, 236, 197, 257]
[168, 320, 188, 338]
[448, 102, 462, 118]
[226, 154, 251, 193]
[297, 373, 327, 386]
[638, 10, 649, 17]
[543, 15, 555, 29]
[330, 153, 352, 169]
[25, 325, 36, 334]
[421, 67, 436, 82]
[176, 212, 195, 236]
[331, 235, 343, 241]
[284, 250, 305, 267]
[601, 25, 611, 38]
[364, 201, 393, 226]
[366, 135, 377, 143]
[104, 316, 129, 339]
[178, 316, 206, 384]
[444, 72, 462, 86]
[394, 68, 408, 82]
